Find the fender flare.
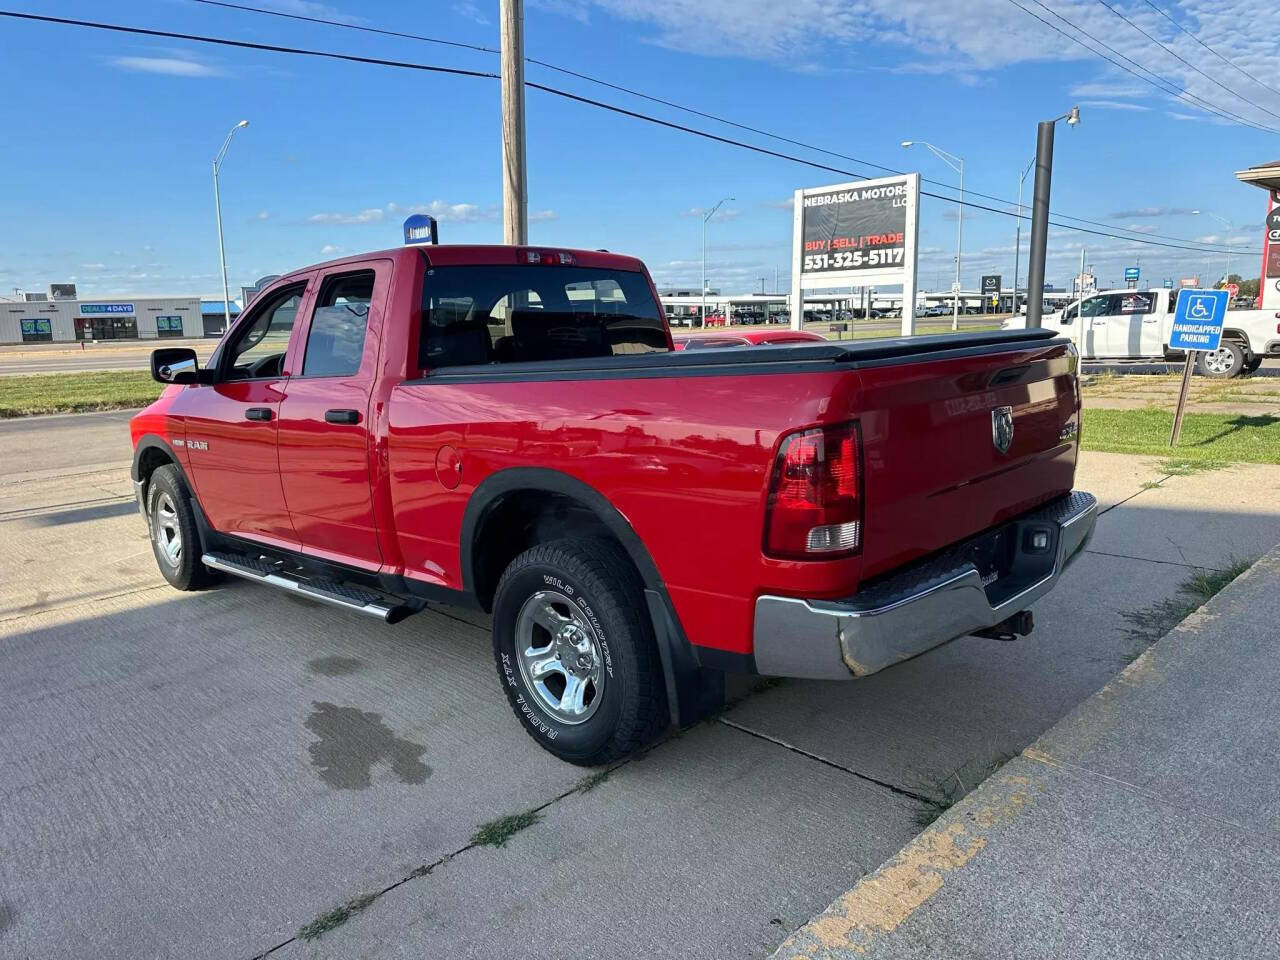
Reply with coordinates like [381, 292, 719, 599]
[460, 467, 725, 726]
[131, 434, 214, 544]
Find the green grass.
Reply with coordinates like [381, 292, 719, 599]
[0, 371, 163, 417]
[823, 323, 1003, 341]
[469, 810, 541, 848]
[911, 752, 1016, 828]
[1122, 557, 1254, 648]
[298, 892, 379, 941]
[1081, 407, 1280, 464]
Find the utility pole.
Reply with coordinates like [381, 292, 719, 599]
[1027, 106, 1080, 328]
[500, 0, 527, 245]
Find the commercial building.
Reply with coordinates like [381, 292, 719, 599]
[1, 285, 240, 344]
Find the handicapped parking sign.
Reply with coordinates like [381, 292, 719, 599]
[1169, 289, 1228, 352]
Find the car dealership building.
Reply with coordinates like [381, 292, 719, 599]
[1, 286, 239, 344]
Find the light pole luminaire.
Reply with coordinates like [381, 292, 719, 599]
[902, 141, 963, 330]
[213, 119, 249, 334]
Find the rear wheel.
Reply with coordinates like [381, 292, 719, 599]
[491, 538, 667, 765]
[1243, 356, 1263, 375]
[1198, 341, 1244, 378]
[146, 464, 217, 591]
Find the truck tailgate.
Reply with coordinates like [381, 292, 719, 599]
[852, 338, 1079, 579]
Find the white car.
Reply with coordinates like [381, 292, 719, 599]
[1004, 288, 1280, 378]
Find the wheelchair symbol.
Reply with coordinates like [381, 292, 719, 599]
[1188, 297, 1211, 319]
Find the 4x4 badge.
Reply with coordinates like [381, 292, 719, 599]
[991, 406, 1014, 455]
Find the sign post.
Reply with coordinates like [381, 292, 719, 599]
[791, 174, 920, 335]
[1167, 288, 1229, 445]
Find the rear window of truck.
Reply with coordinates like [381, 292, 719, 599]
[419, 265, 669, 368]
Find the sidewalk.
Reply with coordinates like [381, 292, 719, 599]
[774, 546, 1280, 960]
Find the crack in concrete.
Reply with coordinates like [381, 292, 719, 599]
[718, 717, 934, 805]
[1083, 548, 1225, 572]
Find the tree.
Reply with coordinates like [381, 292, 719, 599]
[1238, 277, 1260, 299]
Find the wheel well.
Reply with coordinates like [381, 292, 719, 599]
[135, 445, 175, 496]
[471, 490, 628, 611]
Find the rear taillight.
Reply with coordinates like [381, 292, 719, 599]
[765, 421, 863, 559]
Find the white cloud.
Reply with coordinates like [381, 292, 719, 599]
[1078, 100, 1151, 112]
[1121, 223, 1160, 234]
[455, 1, 491, 23]
[309, 207, 387, 225]
[109, 56, 223, 77]
[312, 201, 502, 225]
[320, 244, 343, 255]
[681, 206, 741, 221]
[1108, 207, 1195, 218]
[254, 211, 271, 221]
[529, 209, 559, 222]
[540, 1, 1280, 128]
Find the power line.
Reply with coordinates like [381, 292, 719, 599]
[184, 0, 1245, 250]
[1007, 0, 1280, 136]
[0, 9, 1259, 258]
[1092, 0, 1280, 124]
[1138, 0, 1280, 100]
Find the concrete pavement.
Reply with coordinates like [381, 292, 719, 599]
[2, 412, 1280, 959]
[773, 545, 1280, 960]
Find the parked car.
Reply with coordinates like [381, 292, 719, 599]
[131, 243, 1095, 765]
[1003, 287, 1280, 377]
[672, 329, 827, 350]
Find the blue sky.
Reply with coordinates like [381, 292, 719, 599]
[1, 0, 1276, 299]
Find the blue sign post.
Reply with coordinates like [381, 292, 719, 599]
[1168, 288, 1229, 445]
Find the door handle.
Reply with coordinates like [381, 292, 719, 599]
[245, 407, 273, 422]
[325, 408, 361, 425]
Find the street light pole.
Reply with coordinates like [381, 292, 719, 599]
[1013, 156, 1034, 317]
[1192, 210, 1232, 285]
[213, 119, 249, 334]
[701, 196, 733, 328]
[1026, 106, 1080, 329]
[901, 140, 963, 330]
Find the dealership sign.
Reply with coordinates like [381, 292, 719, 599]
[80, 303, 135, 314]
[791, 174, 920, 330]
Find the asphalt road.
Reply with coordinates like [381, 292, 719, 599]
[0, 339, 215, 375]
[3, 413, 1280, 959]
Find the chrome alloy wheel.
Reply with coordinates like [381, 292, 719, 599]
[1203, 347, 1236, 375]
[152, 490, 183, 567]
[515, 590, 605, 725]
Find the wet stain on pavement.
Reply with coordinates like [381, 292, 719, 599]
[305, 701, 430, 790]
[306, 655, 366, 677]
[0, 899, 15, 936]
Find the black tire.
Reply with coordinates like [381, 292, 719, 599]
[1197, 340, 1244, 379]
[492, 538, 668, 765]
[1243, 357, 1263, 374]
[145, 464, 217, 591]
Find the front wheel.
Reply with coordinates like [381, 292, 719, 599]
[491, 538, 668, 765]
[1198, 341, 1244, 378]
[146, 464, 217, 591]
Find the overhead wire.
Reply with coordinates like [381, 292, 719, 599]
[185, 0, 1249, 250]
[0, 9, 1259, 258]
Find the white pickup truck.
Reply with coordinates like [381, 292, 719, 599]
[1003, 288, 1280, 378]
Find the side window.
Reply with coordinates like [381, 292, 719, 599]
[1116, 291, 1155, 315]
[227, 284, 306, 379]
[419, 265, 668, 369]
[302, 271, 374, 377]
[1079, 296, 1110, 318]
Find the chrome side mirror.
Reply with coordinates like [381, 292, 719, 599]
[151, 347, 200, 384]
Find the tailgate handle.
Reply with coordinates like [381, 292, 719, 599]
[325, 408, 361, 425]
[244, 407, 273, 422]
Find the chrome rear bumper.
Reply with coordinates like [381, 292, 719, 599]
[752, 491, 1097, 680]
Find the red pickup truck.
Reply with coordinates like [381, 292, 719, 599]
[131, 244, 1095, 765]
